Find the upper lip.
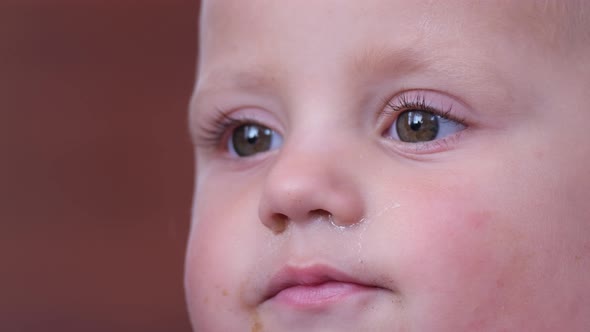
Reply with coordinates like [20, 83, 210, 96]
[263, 264, 376, 301]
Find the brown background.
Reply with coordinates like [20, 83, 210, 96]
[1, 1, 198, 331]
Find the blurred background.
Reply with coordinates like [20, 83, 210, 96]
[1, 1, 198, 331]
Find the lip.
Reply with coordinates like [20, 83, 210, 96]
[263, 264, 382, 308]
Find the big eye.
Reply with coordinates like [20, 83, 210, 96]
[229, 123, 283, 157]
[387, 109, 465, 143]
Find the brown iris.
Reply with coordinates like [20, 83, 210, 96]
[395, 110, 439, 142]
[231, 124, 274, 157]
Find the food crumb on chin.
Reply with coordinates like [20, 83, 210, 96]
[251, 311, 263, 332]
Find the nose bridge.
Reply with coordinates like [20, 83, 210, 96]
[258, 128, 365, 232]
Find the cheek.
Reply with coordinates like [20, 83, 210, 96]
[386, 157, 590, 330]
[398, 189, 521, 297]
[381, 174, 538, 329]
[184, 178, 261, 330]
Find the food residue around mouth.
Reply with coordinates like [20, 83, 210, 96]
[251, 310, 263, 332]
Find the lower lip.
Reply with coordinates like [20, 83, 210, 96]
[272, 281, 376, 308]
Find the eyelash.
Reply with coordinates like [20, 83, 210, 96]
[383, 92, 466, 126]
[194, 93, 468, 152]
[194, 108, 260, 150]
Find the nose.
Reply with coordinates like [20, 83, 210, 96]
[258, 144, 365, 233]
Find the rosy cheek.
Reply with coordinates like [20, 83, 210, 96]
[406, 204, 502, 286]
[392, 185, 534, 328]
[465, 210, 494, 231]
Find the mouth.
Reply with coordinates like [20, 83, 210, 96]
[263, 264, 384, 308]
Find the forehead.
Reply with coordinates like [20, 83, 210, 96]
[197, 0, 583, 71]
[199, 0, 580, 47]
[194, 0, 587, 104]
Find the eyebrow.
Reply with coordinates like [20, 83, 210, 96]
[193, 45, 431, 102]
[191, 41, 511, 123]
[193, 65, 279, 101]
[358, 46, 517, 124]
[189, 65, 280, 140]
[350, 45, 433, 80]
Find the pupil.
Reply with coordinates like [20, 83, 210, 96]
[409, 112, 423, 131]
[410, 119, 422, 131]
[232, 124, 274, 157]
[246, 126, 259, 144]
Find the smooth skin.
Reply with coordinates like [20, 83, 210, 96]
[186, 1, 590, 331]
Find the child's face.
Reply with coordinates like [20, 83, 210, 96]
[186, 1, 590, 331]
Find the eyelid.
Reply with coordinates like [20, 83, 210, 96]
[193, 106, 283, 154]
[378, 90, 472, 155]
[378, 90, 470, 127]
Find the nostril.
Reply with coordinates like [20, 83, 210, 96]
[308, 209, 332, 221]
[270, 213, 288, 234]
